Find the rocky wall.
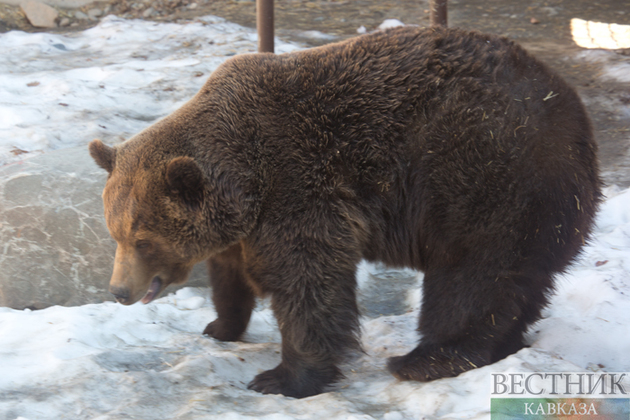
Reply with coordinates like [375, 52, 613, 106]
[0, 146, 208, 309]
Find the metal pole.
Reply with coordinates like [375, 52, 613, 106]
[257, 0, 274, 53]
[430, 0, 447, 27]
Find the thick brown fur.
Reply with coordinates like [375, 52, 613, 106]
[89, 26, 602, 398]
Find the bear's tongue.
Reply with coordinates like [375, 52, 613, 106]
[141, 277, 162, 304]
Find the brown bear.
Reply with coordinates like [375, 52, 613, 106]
[89, 25, 602, 398]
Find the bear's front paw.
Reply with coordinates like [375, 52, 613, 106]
[247, 368, 290, 396]
[247, 362, 338, 398]
[387, 345, 491, 382]
[203, 319, 244, 342]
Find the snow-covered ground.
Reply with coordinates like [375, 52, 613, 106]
[1, 15, 630, 420]
[1, 186, 629, 420]
[0, 15, 299, 166]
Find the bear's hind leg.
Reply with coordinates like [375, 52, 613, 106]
[203, 243, 255, 342]
[491, 283, 550, 362]
[388, 266, 551, 381]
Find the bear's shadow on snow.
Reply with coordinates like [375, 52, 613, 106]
[357, 267, 421, 318]
[93, 349, 179, 373]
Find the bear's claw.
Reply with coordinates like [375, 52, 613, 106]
[247, 370, 287, 396]
[247, 363, 339, 398]
[387, 345, 491, 382]
[203, 319, 244, 342]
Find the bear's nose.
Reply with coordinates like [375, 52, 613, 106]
[110, 286, 130, 304]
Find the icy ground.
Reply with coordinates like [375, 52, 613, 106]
[1, 15, 630, 420]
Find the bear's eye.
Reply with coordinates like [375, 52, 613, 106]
[136, 241, 152, 251]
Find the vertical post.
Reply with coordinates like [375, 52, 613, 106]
[430, 0, 447, 27]
[257, 0, 274, 53]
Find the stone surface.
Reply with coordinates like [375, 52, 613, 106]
[20, 0, 57, 28]
[1, 0, 94, 8]
[0, 146, 209, 310]
[86, 7, 100, 19]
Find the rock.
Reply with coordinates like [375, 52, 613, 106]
[142, 7, 153, 18]
[20, 0, 58, 28]
[74, 10, 88, 19]
[87, 8, 102, 19]
[540, 7, 559, 17]
[59, 17, 70, 26]
[2, 0, 96, 7]
[0, 146, 209, 310]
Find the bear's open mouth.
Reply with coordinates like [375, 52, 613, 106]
[141, 276, 163, 304]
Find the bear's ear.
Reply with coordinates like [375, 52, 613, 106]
[166, 156, 205, 210]
[89, 139, 116, 174]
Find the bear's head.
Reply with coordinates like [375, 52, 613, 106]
[89, 137, 255, 305]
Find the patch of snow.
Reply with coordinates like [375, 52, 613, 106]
[575, 49, 630, 83]
[0, 15, 300, 166]
[378, 19, 405, 30]
[298, 30, 338, 41]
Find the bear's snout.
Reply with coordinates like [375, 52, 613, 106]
[110, 286, 131, 304]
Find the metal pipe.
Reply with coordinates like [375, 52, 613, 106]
[430, 0, 447, 27]
[257, 0, 274, 53]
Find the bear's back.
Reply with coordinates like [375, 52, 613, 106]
[207, 27, 591, 192]
[180, 26, 600, 274]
